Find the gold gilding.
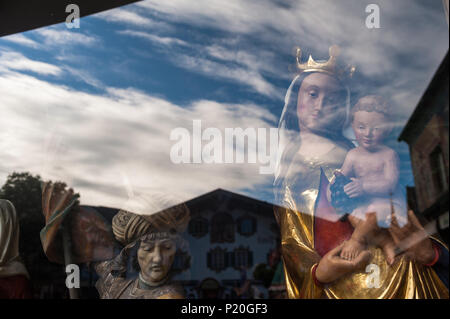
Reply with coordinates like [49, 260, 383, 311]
[278, 183, 449, 299]
[277, 45, 448, 298]
[296, 45, 356, 81]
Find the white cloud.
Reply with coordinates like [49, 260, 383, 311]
[1, 34, 40, 48]
[93, 7, 174, 33]
[95, 8, 156, 27]
[205, 45, 271, 72]
[136, 0, 273, 34]
[173, 54, 282, 99]
[91, 0, 449, 104]
[114, 29, 283, 98]
[1, 0, 447, 206]
[134, 0, 448, 115]
[0, 61, 276, 209]
[34, 28, 98, 47]
[0, 51, 61, 76]
[118, 30, 188, 46]
[63, 66, 104, 88]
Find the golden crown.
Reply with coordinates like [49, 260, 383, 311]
[296, 45, 356, 80]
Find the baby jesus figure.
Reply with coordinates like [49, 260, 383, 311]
[329, 95, 407, 265]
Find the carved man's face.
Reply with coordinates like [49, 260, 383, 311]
[297, 72, 347, 134]
[137, 236, 176, 283]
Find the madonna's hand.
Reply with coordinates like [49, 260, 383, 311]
[315, 241, 372, 284]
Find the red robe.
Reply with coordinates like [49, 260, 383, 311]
[314, 169, 353, 257]
[0, 275, 32, 299]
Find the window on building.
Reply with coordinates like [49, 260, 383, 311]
[226, 251, 235, 269]
[172, 251, 190, 272]
[237, 215, 257, 236]
[207, 247, 227, 273]
[233, 246, 253, 270]
[210, 212, 235, 243]
[188, 216, 208, 238]
[429, 146, 448, 196]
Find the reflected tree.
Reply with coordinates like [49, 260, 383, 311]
[0, 172, 78, 298]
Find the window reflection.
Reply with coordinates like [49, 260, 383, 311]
[0, 0, 448, 300]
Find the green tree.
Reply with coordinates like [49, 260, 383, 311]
[0, 172, 76, 297]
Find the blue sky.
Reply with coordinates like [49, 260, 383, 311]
[0, 0, 448, 210]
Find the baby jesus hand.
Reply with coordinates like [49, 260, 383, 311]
[340, 238, 366, 261]
[343, 178, 364, 198]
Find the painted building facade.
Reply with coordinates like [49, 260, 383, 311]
[399, 52, 449, 243]
[172, 189, 280, 299]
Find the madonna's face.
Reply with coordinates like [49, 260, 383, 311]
[297, 72, 347, 135]
[137, 237, 176, 283]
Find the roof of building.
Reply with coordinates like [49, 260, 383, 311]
[182, 188, 280, 218]
[398, 51, 449, 143]
[85, 188, 281, 221]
